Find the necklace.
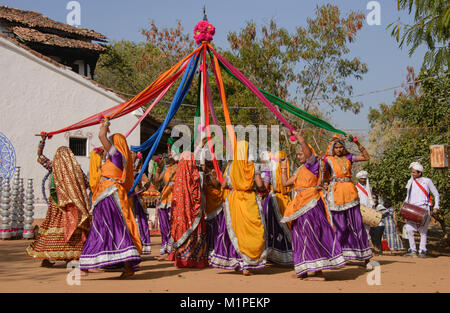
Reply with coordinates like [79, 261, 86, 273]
[334, 156, 348, 175]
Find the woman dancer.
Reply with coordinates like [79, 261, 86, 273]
[168, 151, 208, 267]
[26, 135, 91, 267]
[261, 151, 293, 265]
[79, 119, 142, 278]
[280, 131, 346, 280]
[153, 140, 179, 260]
[324, 134, 372, 263]
[130, 151, 152, 255]
[208, 140, 267, 276]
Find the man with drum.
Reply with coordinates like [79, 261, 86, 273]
[403, 162, 440, 258]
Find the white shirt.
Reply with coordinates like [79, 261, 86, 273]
[356, 183, 373, 208]
[405, 177, 440, 210]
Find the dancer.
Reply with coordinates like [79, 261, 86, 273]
[324, 135, 373, 263]
[26, 135, 91, 267]
[153, 139, 179, 260]
[202, 153, 224, 255]
[168, 151, 208, 267]
[280, 131, 346, 280]
[262, 151, 293, 265]
[208, 140, 267, 276]
[79, 119, 142, 278]
[130, 151, 152, 255]
[403, 162, 440, 258]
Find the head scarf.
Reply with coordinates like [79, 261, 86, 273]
[272, 151, 291, 195]
[230, 141, 255, 191]
[170, 151, 202, 246]
[406, 161, 424, 189]
[89, 149, 102, 193]
[52, 146, 90, 242]
[356, 170, 374, 206]
[356, 170, 368, 179]
[326, 134, 348, 157]
[409, 162, 424, 173]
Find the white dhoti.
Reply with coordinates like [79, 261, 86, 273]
[404, 212, 431, 253]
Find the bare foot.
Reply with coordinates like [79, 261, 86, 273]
[41, 259, 55, 268]
[88, 268, 105, 273]
[242, 270, 252, 276]
[298, 273, 308, 279]
[119, 271, 135, 279]
[120, 262, 135, 279]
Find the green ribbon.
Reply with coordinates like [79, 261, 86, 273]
[210, 51, 347, 137]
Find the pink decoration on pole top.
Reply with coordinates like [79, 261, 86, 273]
[194, 20, 215, 44]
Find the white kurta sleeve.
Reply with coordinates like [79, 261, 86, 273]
[428, 179, 440, 209]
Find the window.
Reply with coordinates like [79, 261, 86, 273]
[69, 137, 87, 157]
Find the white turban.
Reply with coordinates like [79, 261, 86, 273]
[406, 161, 424, 189]
[409, 162, 424, 173]
[356, 170, 374, 206]
[356, 170, 369, 179]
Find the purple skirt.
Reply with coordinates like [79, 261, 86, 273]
[262, 194, 293, 265]
[290, 199, 346, 276]
[206, 208, 222, 254]
[331, 204, 373, 261]
[207, 210, 266, 271]
[133, 196, 151, 255]
[79, 194, 141, 270]
[158, 208, 171, 255]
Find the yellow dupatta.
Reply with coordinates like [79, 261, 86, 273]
[228, 141, 265, 260]
[93, 134, 142, 254]
[89, 150, 102, 194]
[204, 168, 224, 216]
[272, 151, 291, 216]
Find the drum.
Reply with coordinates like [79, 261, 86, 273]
[360, 205, 382, 227]
[400, 202, 428, 225]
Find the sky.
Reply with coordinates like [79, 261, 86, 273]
[1, 0, 427, 135]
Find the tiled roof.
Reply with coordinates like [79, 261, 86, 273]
[0, 6, 107, 41]
[11, 26, 107, 52]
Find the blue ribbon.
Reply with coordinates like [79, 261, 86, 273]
[128, 52, 200, 196]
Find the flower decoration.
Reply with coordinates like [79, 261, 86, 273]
[193, 20, 215, 44]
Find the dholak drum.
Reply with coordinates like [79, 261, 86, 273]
[400, 202, 428, 225]
[360, 205, 382, 227]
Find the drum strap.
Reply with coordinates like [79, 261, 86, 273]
[356, 183, 368, 197]
[414, 179, 433, 206]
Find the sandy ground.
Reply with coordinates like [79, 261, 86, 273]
[1, 225, 449, 294]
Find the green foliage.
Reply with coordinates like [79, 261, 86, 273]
[365, 72, 450, 233]
[389, 0, 450, 73]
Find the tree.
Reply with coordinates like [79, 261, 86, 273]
[365, 71, 449, 235]
[389, 0, 450, 73]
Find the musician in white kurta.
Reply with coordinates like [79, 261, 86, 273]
[403, 162, 440, 258]
[355, 171, 374, 240]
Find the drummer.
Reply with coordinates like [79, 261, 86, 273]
[403, 162, 440, 258]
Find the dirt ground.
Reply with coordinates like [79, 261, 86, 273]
[0, 225, 449, 294]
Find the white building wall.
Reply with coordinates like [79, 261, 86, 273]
[0, 37, 141, 218]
